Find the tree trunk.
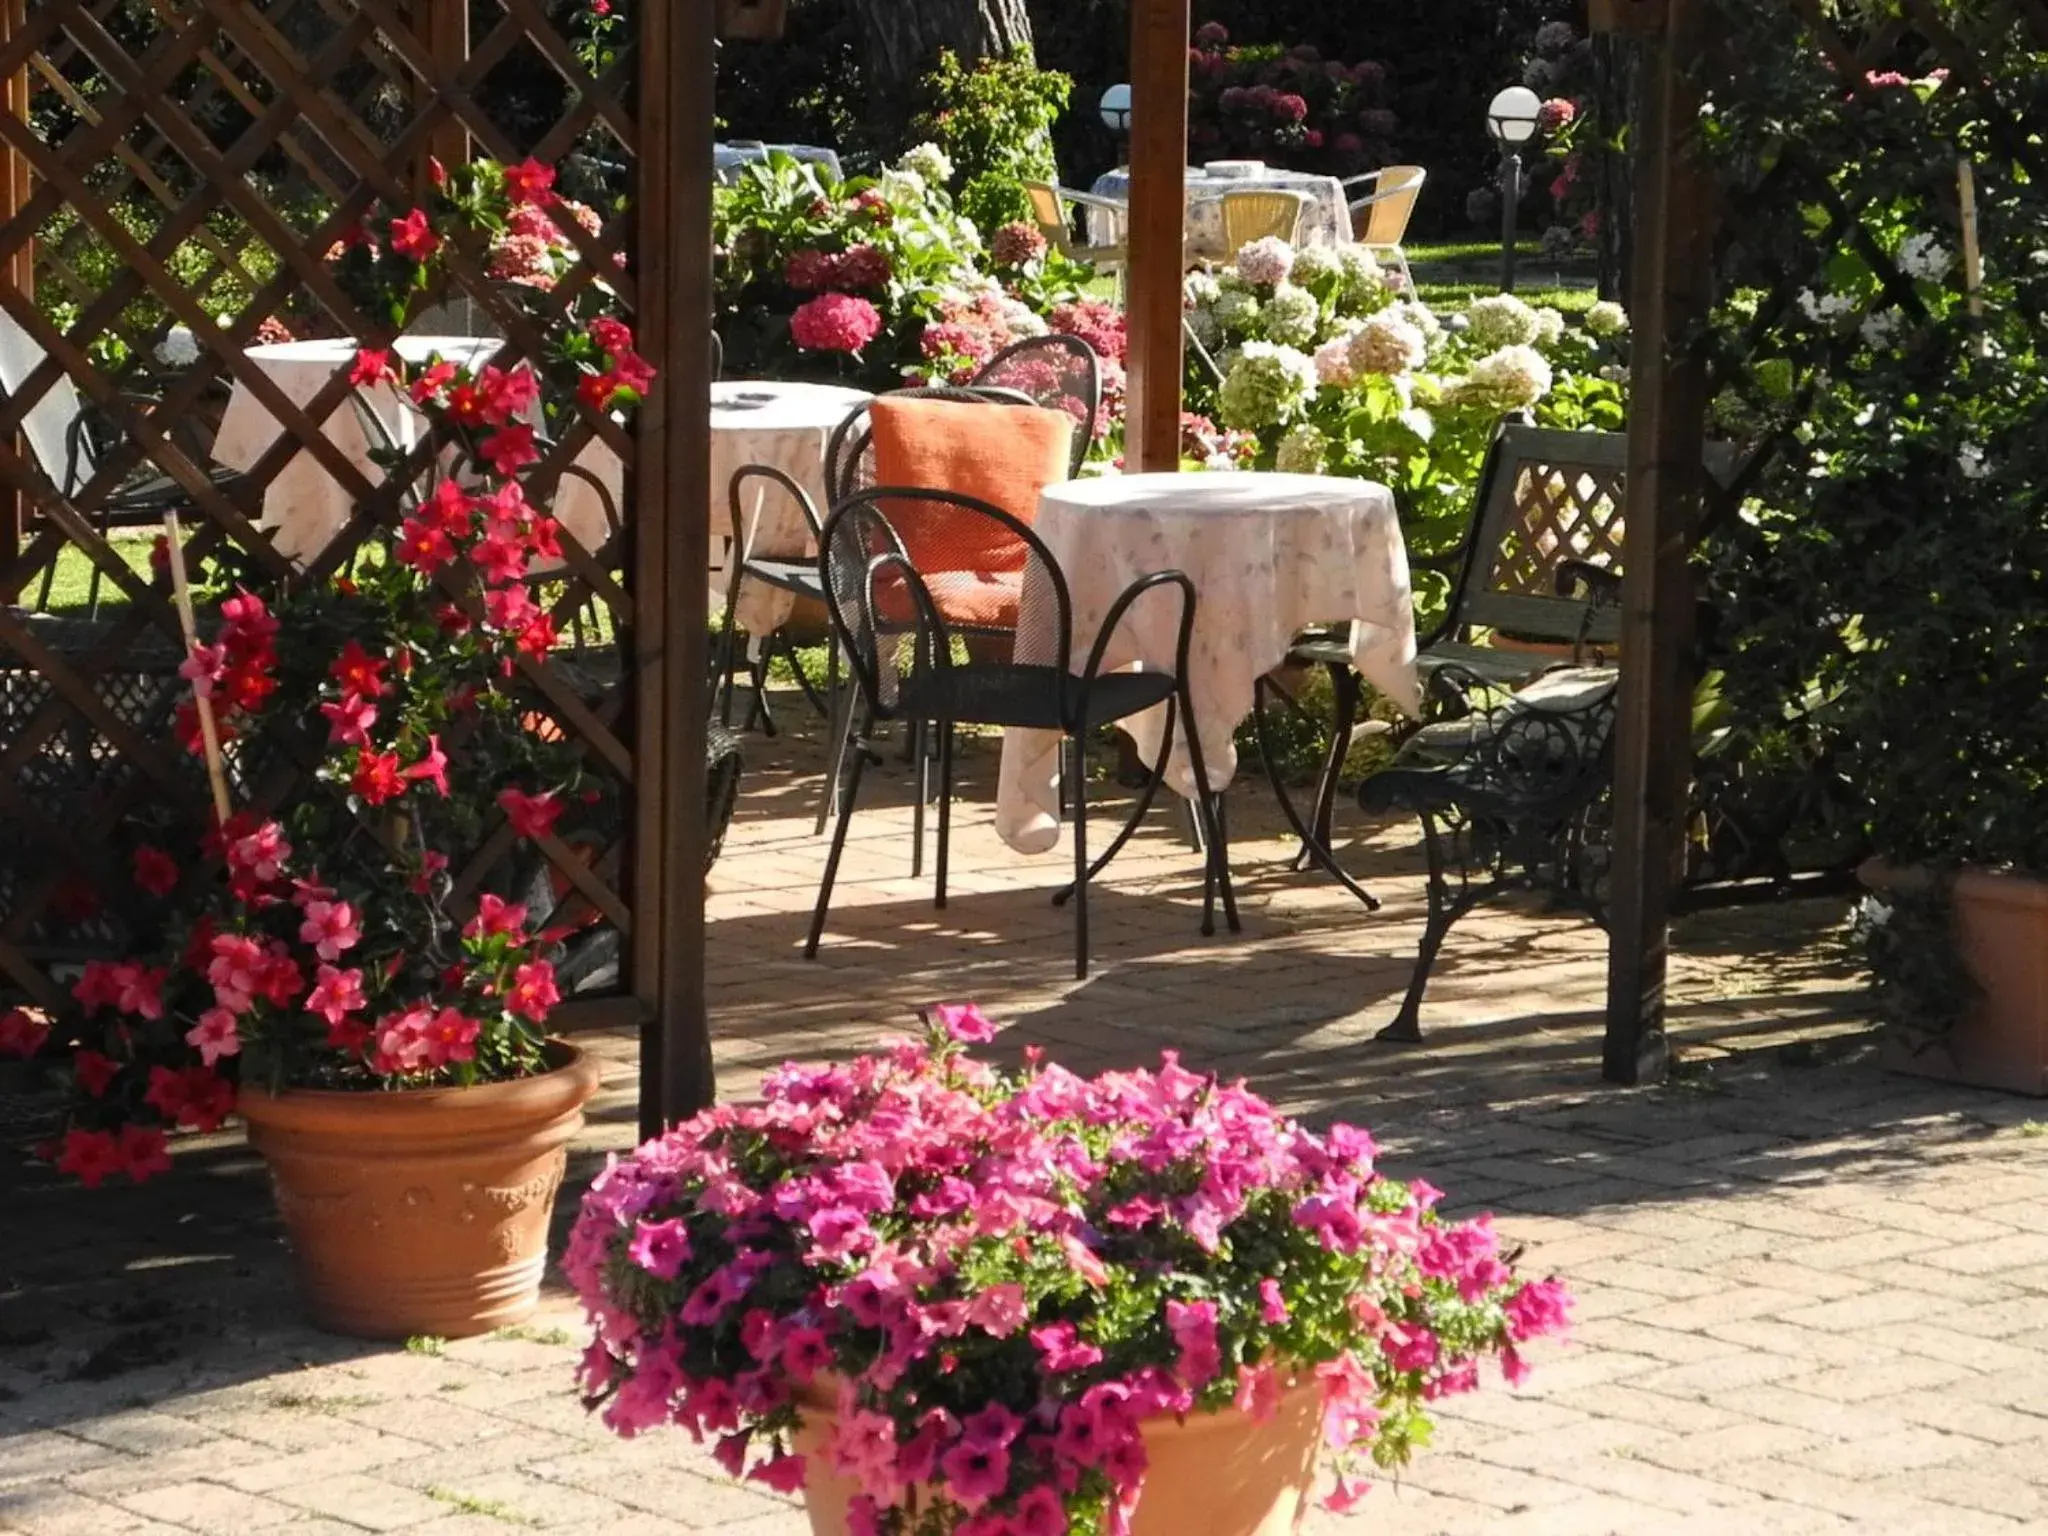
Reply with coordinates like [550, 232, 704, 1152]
[846, 0, 1034, 127]
[1591, 35, 1640, 303]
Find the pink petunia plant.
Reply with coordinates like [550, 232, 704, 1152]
[569, 1008, 1570, 1533]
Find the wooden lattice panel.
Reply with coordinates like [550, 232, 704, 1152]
[0, 0, 649, 1014]
[1487, 460, 1629, 597]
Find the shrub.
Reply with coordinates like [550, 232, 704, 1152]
[1186, 27, 1396, 179]
[914, 49, 1072, 234]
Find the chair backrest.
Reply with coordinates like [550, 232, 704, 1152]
[818, 486, 1072, 712]
[1449, 425, 1631, 650]
[824, 385, 1028, 508]
[1220, 190, 1309, 258]
[1023, 181, 1077, 258]
[1357, 166, 1426, 246]
[0, 307, 91, 492]
[969, 335, 1101, 473]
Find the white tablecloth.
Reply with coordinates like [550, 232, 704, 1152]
[1087, 167, 1352, 260]
[715, 143, 843, 185]
[212, 336, 622, 568]
[711, 381, 871, 635]
[995, 472, 1420, 856]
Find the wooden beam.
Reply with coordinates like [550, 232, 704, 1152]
[1604, 0, 1714, 1085]
[414, 0, 470, 193]
[1123, 0, 1188, 473]
[634, 0, 716, 1139]
[1, 0, 26, 597]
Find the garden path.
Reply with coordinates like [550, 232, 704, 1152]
[4, 711, 2047, 1536]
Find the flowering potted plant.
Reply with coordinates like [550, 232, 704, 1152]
[570, 1007, 1570, 1535]
[46, 156, 656, 1338]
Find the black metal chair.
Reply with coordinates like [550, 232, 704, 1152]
[0, 308, 252, 616]
[968, 334, 1101, 474]
[1359, 659, 1620, 1042]
[717, 385, 1032, 740]
[1267, 425, 1633, 895]
[807, 486, 1234, 978]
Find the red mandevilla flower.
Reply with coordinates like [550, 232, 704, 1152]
[52, 157, 656, 1187]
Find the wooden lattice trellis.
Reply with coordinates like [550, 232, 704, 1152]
[1598, 0, 2048, 1082]
[0, 1, 718, 1124]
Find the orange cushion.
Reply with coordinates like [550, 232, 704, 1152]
[867, 396, 1074, 586]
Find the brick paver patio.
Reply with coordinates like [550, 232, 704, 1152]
[5, 714, 2047, 1535]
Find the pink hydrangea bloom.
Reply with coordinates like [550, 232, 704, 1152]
[790, 293, 883, 354]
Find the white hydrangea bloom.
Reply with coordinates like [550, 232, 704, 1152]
[1337, 245, 1386, 310]
[1583, 300, 1630, 338]
[1796, 288, 1856, 324]
[898, 142, 955, 185]
[155, 325, 200, 368]
[1386, 300, 1442, 345]
[1274, 423, 1329, 475]
[1203, 452, 1241, 472]
[1234, 237, 1297, 289]
[1184, 271, 1223, 307]
[1464, 293, 1543, 350]
[1289, 244, 1342, 289]
[1313, 326, 1363, 387]
[1532, 306, 1567, 347]
[1897, 232, 1953, 282]
[1347, 312, 1428, 376]
[879, 168, 928, 205]
[1263, 283, 1322, 347]
[1465, 344, 1555, 409]
[1214, 288, 1263, 333]
[1217, 341, 1319, 430]
[1859, 309, 1903, 349]
[1958, 443, 1990, 479]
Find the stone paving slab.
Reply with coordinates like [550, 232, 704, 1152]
[5, 717, 2048, 1534]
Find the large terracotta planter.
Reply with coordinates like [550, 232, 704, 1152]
[239, 1042, 602, 1339]
[793, 1380, 1323, 1536]
[1862, 861, 2048, 1096]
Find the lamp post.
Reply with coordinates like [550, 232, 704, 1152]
[1486, 85, 1542, 294]
[1100, 82, 1133, 162]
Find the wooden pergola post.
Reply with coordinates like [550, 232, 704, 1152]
[1603, 0, 1714, 1085]
[1123, 0, 1189, 472]
[1, 0, 27, 595]
[634, 1, 716, 1137]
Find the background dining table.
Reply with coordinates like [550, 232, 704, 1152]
[995, 471, 1421, 857]
[211, 335, 622, 568]
[1085, 165, 1354, 260]
[709, 380, 872, 634]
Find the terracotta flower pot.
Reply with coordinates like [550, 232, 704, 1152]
[1861, 861, 2048, 1096]
[239, 1041, 602, 1339]
[793, 1380, 1324, 1536]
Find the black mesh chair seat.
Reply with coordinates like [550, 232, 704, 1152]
[899, 664, 1177, 734]
[741, 555, 822, 597]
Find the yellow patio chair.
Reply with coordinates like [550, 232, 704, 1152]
[1024, 180, 1129, 291]
[1219, 189, 1310, 259]
[1342, 165, 1426, 293]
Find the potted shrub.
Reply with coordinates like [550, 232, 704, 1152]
[45, 158, 655, 1336]
[569, 1007, 1571, 1535]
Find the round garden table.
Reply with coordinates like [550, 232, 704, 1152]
[995, 471, 1420, 857]
[212, 336, 621, 568]
[1086, 165, 1353, 261]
